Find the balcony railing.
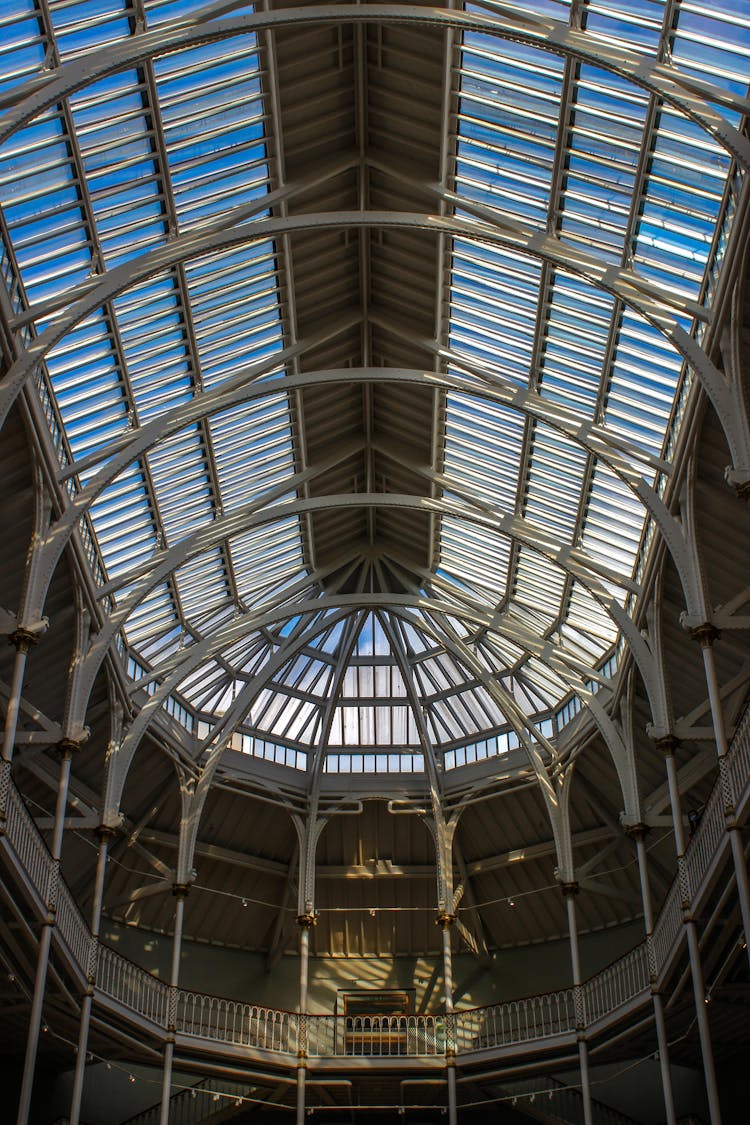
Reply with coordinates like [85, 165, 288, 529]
[177, 992, 298, 1052]
[1, 702, 748, 1063]
[583, 944, 650, 1027]
[306, 1013, 445, 1058]
[97, 945, 170, 1029]
[454, 989, 576, 1053]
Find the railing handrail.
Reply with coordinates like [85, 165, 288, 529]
[1, 691, 749, 1060]
[584, 942, 649, 992]
[454, 983, 577, 1019]
[176, 986, 298, 1018]
[96, 940, 170, 996]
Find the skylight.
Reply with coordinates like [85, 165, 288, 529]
[440, 0, 747, 709]
[0, 0, 747, 782]
[0, 0, 307, 716]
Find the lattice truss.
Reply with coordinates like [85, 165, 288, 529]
[0, 0, 748, 780]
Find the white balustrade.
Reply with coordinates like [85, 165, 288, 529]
[96, 945, 170, 1027]
[55, 879, 91, 973]
[583, 945, 649, 1025]
[3, 781, 55, 905]
[176, 992, 297, 1052]
[1, 697, 750, 1064]
[651, 879, 682, 974]
[454, 989, 577, 1053]
[729, 706, 750, 812]
[684, 783, 724, 902]
[306, 1014, 444, 1058]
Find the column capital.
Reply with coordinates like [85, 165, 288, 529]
[560, 881, 579, 898]
[725, 465, 750, 500]
[57, 737, 82, 758]
[652, 733, 679, 757]
[296, 911, 318, 929]
[622, 819, 649, 841]
[435, 911, 456, 929]
[95, 823, 117, 842]
[9, 626, 41, 652]
[689, 622, 720, 648]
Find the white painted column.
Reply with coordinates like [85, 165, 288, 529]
[630, 825, 677, 1125]
[16, 744, 74, 1125]
[159, 885, 188, 1125]
[296, 912, 315, 1125]
[438, 912, 457, 1125]
[694, 628, 750, 967]
[562, 883, 593, 1125]
[661, 740, 722, 1125]
[69, 826, 113, 1125]
[1, 634, 32, 767]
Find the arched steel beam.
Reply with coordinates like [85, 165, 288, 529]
[0, 211, 731, 459]
[25, 363, 681, 649]
[190, 576, 615, 753]
[385, 566, 639, 816]
[2, 6, 748, 167]
[113, 588, 636, 809]
[26, 347, 707, 753]
[307, 613, 370, 792]
[100, 584, 636, 870]
[59, 491, 641, 730]
[110, 491, 637, 602]
[59, 366, 664, 490]
[0, 200, 728, 634]
[28, 355, 699, 625]
[64, 537, 363, 744]
[413, 609, 579, 876]
[28, 345, 706, 708]
[191, 557, 366, 771]
[418, 600, 638, 823]
[377, 611, 444, 801]
[128, 552, 602, 796]
[101, 604, 358, 821]
[393, 605, 574, 865]
[57, 475, 661, 756]
[378, 613, 458, 919]
[110, 597, 567, 826]
[372, 430, 706, 618]
[382, 546, 663, 739]
[2, 205, 736, 650]
[172, 609, 362, 887]
[402, 561, 606, 688]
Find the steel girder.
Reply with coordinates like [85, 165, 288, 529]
[0, 209, 730, 443]
[103, 595, 555, 830]
[102, 588, 639, 813]
[61, 482, 667, 756]
[32, 355, 703, 754]
[2, 2, 743, 853]
[1, 5, 748, 168]
[26, 362, 688, 631]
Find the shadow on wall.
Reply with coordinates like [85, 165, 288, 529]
[100, 918, 644, 1013]
[555, 1060, 708, 1125]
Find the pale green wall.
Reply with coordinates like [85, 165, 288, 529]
[101, 918, 643, 1014]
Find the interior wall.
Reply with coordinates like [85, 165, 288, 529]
[101, 918, 644, 1014]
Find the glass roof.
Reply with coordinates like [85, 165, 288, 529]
[0, 0, 748, 781]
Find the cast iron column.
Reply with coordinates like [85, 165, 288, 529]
[158, 883, 189, 1125]
[562, 882, 593, 1125]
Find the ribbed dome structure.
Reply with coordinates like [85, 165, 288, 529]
[1, 2, 750, 1122]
